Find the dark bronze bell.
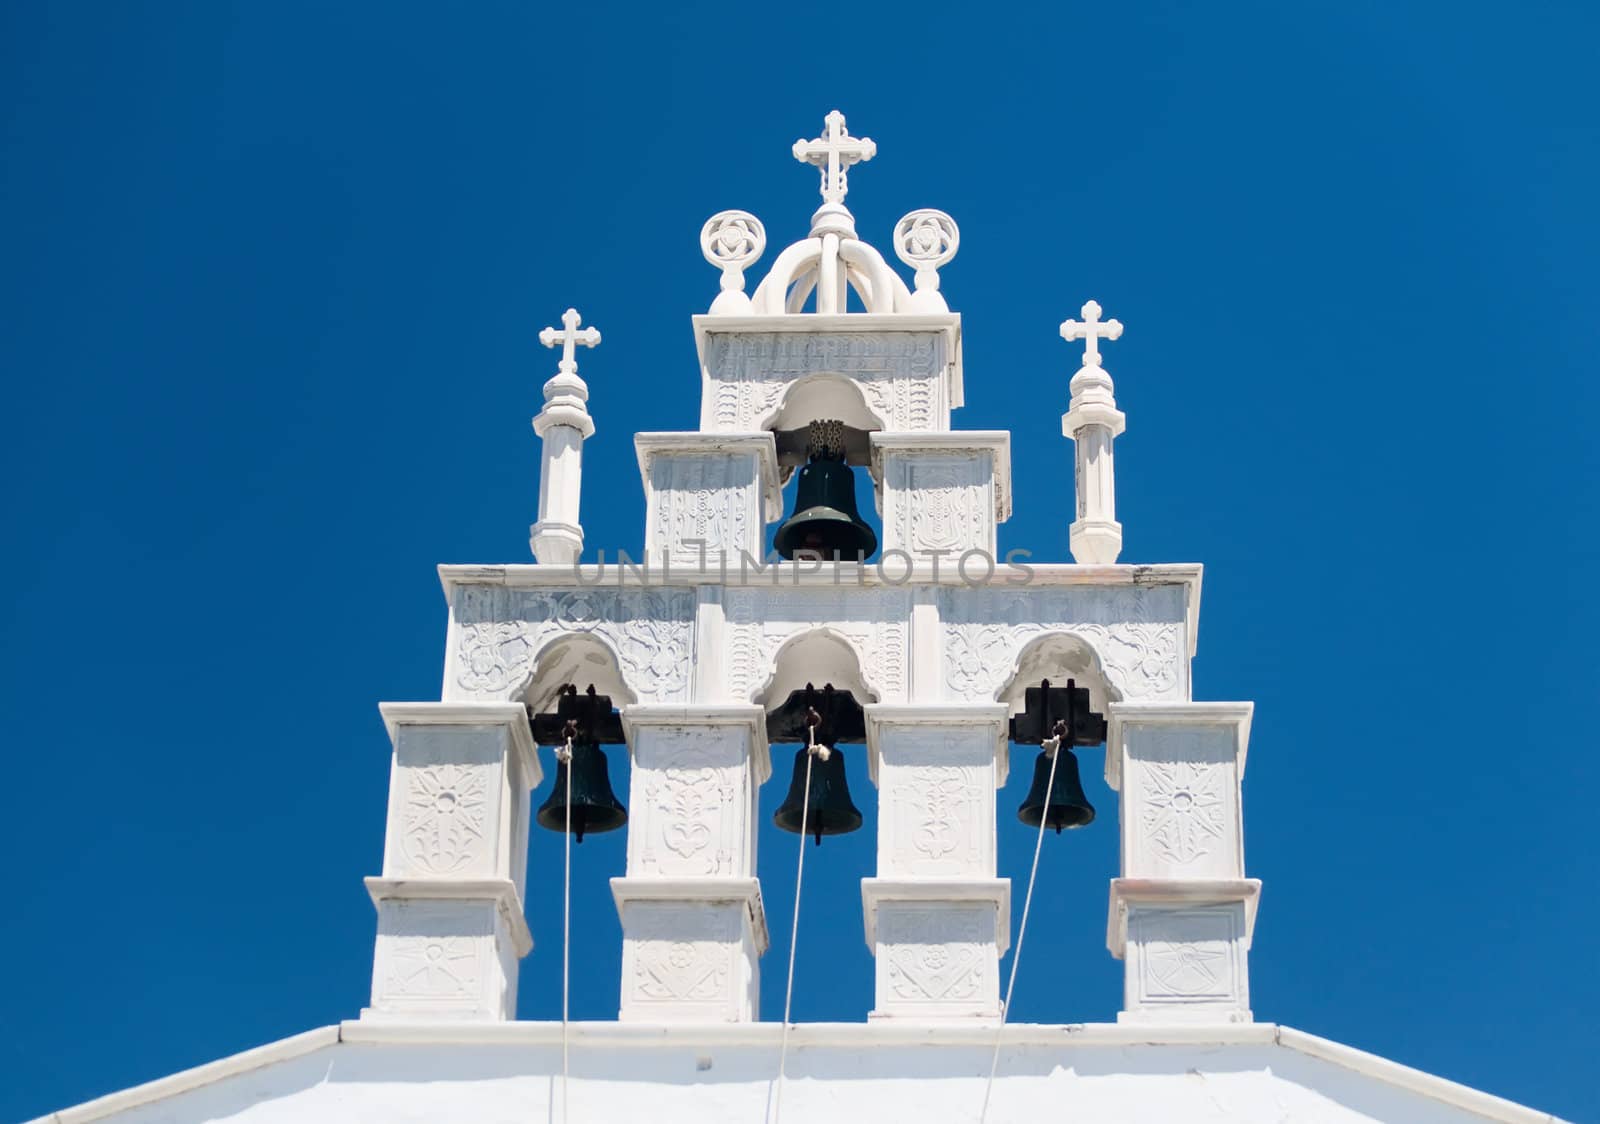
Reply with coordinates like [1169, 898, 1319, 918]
[773, 420, 877, 561]
[536, 738, 627, 842]
[1012, 677, 1104, 834]
[771, 682, 865, 845]
[773, 743, 863, 845]
[531, 684, 627, 843]
[1017, 747, 1095, 833]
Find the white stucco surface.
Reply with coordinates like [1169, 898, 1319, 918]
[34, 1022, 1563, 1124]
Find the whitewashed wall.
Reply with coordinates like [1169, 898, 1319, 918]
[38, 1024, 1560, 1124]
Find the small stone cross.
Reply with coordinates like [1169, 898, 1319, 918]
[539, 308, 601, 374]
[793, 110, 877, 206]
[1059, 300, 1123, 368]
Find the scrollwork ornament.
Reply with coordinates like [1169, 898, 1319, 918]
[457, 620, 532, 694]
[893, 208, 959, 290]
[700, 210, 766, 290]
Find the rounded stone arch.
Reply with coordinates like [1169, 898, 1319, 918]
[516, 630, 639, 715]
[761, 373, 884, 440]
[996, 630, 1120, 720]
[751, 626, 881, 713]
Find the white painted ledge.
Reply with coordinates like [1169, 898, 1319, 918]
[363, 876, 533, 956]
[860, 877, 1012, 952]
[436, 562, 1204, 658]
[1106, 877, 1262, 957]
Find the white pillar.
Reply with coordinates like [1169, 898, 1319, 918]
[1062, 366, 1125, 565]
[611, 705, 771, 1022]
[870, 432, 1011, 563]
[635, 432, 781, 569]
[363, 703, 540, 1022]
[530, 308, 600, 564]
[861, 704, 1010, 1019]
[1060, 300, 1126, 564]
[1105, 702, 1258, 1024]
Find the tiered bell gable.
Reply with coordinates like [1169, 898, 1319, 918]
[443, 109, 1232, 1035]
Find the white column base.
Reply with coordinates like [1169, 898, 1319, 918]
[612, 877, 769, 1023]
[362, 878, 532, 1022]
[363, 704, 539, 1023]
[529, 520, 583, 565]
[1069, 518, 1123, 565]
[862, 878, 1010, 1019]
[1109, 878, 1260, 1024]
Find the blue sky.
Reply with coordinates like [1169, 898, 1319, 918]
[3, 2, 1598, 1121]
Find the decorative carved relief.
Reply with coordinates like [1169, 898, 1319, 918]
[1131, 907, 1240, 1004]
[628, 907, 740, 1006]
[373, 900, 494, 1009]
[945, 623, 1014, 700]
[879, 908, 987, 1002]
[385, 935, 481, 1000]
[724, 587, 912, 703]
[1139, 760, 1227, 867]
[1145, 941, 1227, 997]
[651, 454, 754, 563]
[941, 586, 1187, 703]
[703, 332, 945, 432]
[904, 765, 981, 864]
[401, 763, 490, 874]
[637, 729, 740, 877]
[453, 587, 694, 702]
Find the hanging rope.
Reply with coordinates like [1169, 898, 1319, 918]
[557, 723, 576, 1124]
[977, 723, 1065, 1124]
[768, 708, 826, 1124]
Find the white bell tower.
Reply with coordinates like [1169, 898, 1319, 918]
[359, 109, 1258, 1029]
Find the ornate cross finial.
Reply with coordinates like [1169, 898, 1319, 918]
[539, 308, 601, 375]
[1059, 300, 1123, 368]
[793, 110, 876, 206]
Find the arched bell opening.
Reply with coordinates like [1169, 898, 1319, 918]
[754, 628, 878, 1019]
[996, 632, 1116, 832]
[991, 631, 1122, 1022]
[763, 376, 884, 561]
[764, 374, 884, 474]
[520, 632, 639, 717]
[755, 628, 880, 716]
[997, 632, 1119, 720]
[516, 633, 632, 1020]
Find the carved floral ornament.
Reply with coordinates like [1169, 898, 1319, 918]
[942, 585, 1187, 703]
[401, 763, 489, 874]
[453, 588, 694, 702]
[945, 620, 1183, 703]
[1139, 759, 1227, 866]
[630, 909, 740, 1005]
[642, 736, 738, 877]
[725, 587, 911, 704]
[882, 909, 988, 1003]
[903, 764, 979, 864]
